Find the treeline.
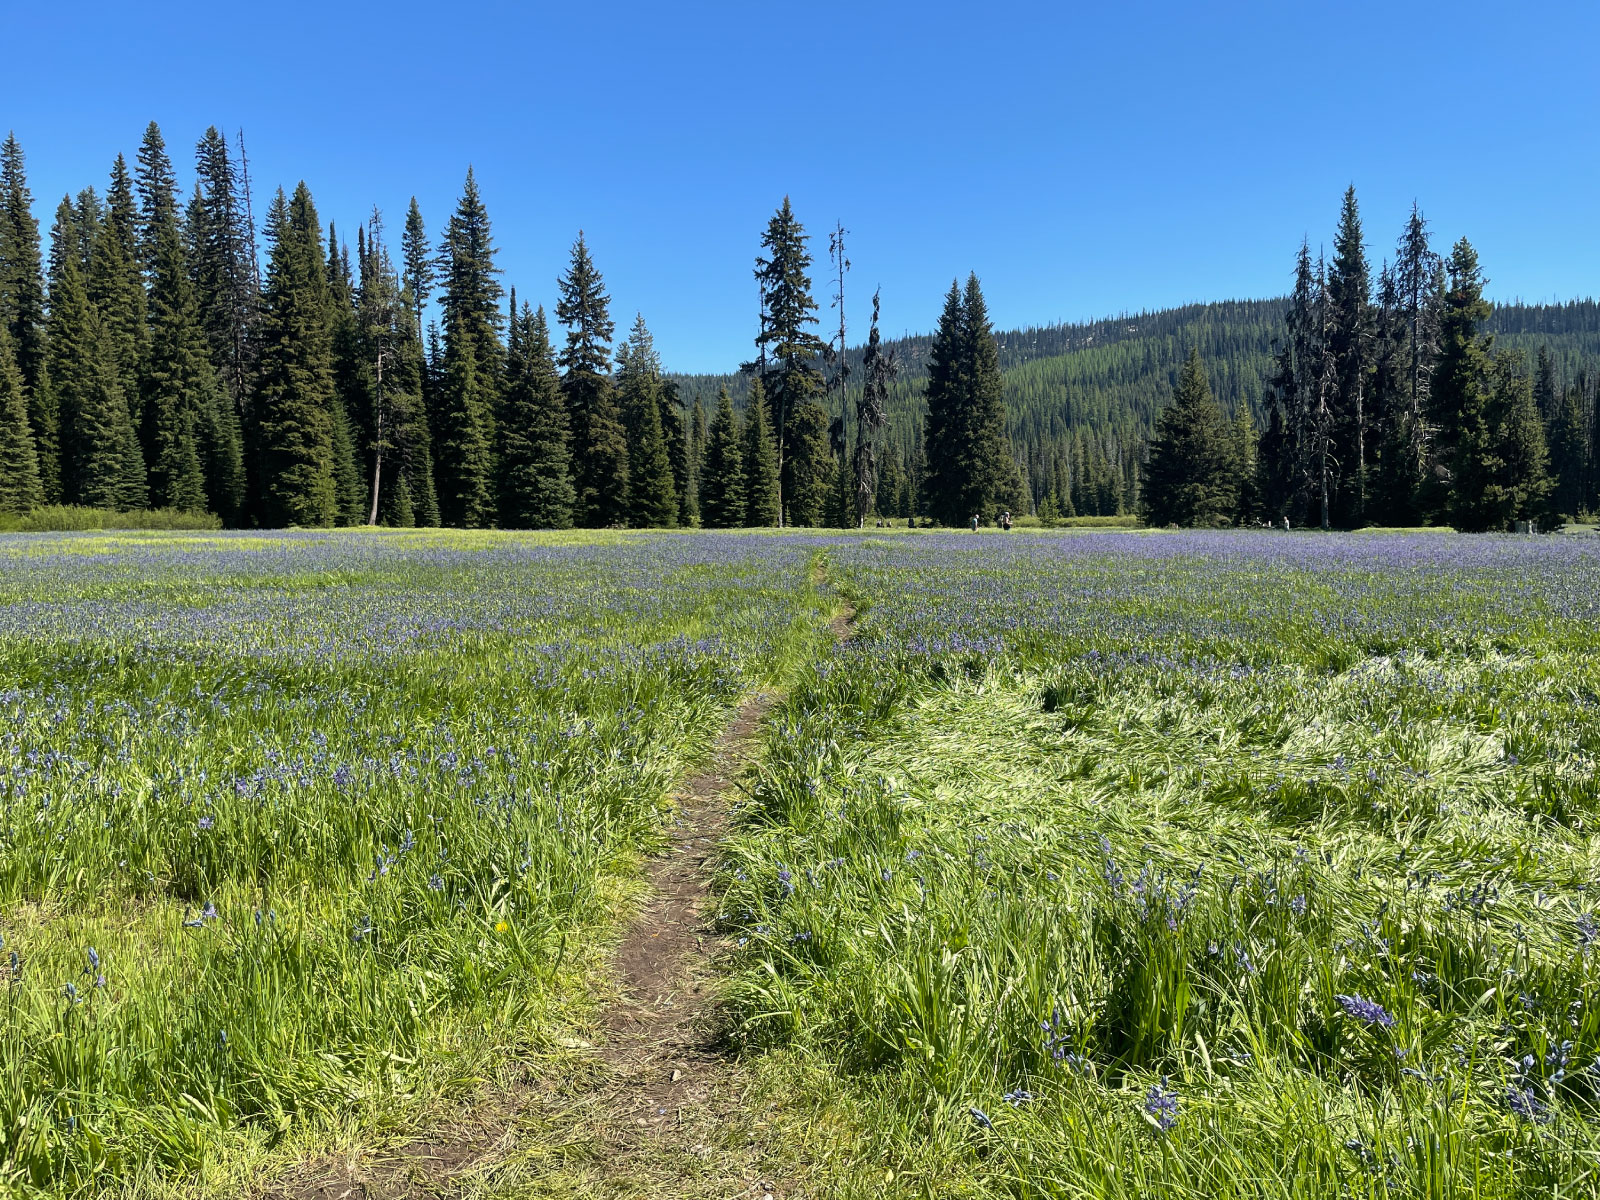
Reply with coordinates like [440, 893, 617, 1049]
[1138, 190, 1596, 530]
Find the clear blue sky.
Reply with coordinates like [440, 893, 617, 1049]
[5, 1, 1597, 373]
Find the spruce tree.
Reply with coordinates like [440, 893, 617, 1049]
[1230, 403, 1259, 523]
[0, 132, 57, 500]
[556, 232, 627, 525]
[90, 155, 148, 416]
[1435, 238, 1496, 528]
[853, 288, 893, 526]
[662, 379, 695, 527]
[1377, 205, 1442, 523]
[499, 304, 575, 528]
[1327, 187, 1373, 524]
[433, 311, 495, 527]
[687, 391, 707, 525]
[1547, 383, 1588, 519]
[743, 376, 780, 526]
[1490, 352, 1552, 528]
[192, 127, 258, 415]
[922, 275, 1010, 524]
[0, 325, 43, 512]
[699, 385, 746, 528]
[1141, 348, 1233, 526]
[253, 185, 337, 526]
[616, 313, 677, 527]
[402, 198, 433, 339]
[752, 198, 827, 525]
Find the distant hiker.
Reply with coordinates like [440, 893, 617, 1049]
[1282, 516, 1290, 532]
[971, 513, 980, 532]
[1001, 511, 1013, 531]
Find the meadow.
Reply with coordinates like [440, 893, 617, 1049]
[2, 528, 1597, 1199]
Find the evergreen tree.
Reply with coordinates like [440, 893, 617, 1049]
[433, 311, 494, 527]
[253, 185, 337, 526]
[687, 391, 707, 525]
[1547, 383, 1588, 518]
[556, 232, 627, 525]
[1377, 205, 1442, 523]
[616, 313, 677, 526]
[498, 304, 575, 528]
[1435, 238, 1497, 528]
[1490, 352, 1552, 528]
[1327, 187, 1373, 524]
[0, 325, 43, 511]
[1230, 403, 1259, 522]
[324, 223, 366, 523]
[743, 376, 780, 526]
[1141, 348, 1233, 526]
[853, 288, 894, 526]
[662, 379, 695, 527]
[192, 127, 258, 416]
[0, 132, 57, 500]
[140, 128, 222, 513]
[922, 275, 1010, 524]
[699, 385, 745, 528]
[1533, 344, 1560, 423]
[402, 198, 433, 339]
[89, 155, 147, 417]
[752, 198, 827, 525]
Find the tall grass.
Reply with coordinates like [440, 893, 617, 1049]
[719, 531, 1600, 1198]
[0, 506, 224, 532]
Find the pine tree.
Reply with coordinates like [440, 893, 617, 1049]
[699, 385, 745, 528]
[1533, 345, 1560, 423]
[687, 392, 707, 525]
[1547, 383, 1588, 518]
[499, 304, 575, 528]
[1230, 403, 1259, 522]
[1141, 348, 1233, 526]
[743, 376, 780, 526]
[1327, 187, 1373, 524]
[402, 198, 433, 339]
[89, 155, 147, 418]
[0, 325, 42, 512]
[852, 288, 894, 526]
[140, 129, 218, 513]
[1436, 238, 1497, 529]
[253, 185, 337, 527]
[192, 127, 258, 417]
[1490, 352, 1552, 527]
[922, 275, 1010, 524]
[1377, 205, 1442, 524]
[616, 313, 677, 527]
[662, 379, 695, 527]
[556, 232, 627, 525]
[0, 132, 57, 500]
[752, 198, 827, 525]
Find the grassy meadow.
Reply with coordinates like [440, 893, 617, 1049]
[2, 527, 1597, 1198]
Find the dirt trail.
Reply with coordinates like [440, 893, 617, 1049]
[265, 598, 854, 1200]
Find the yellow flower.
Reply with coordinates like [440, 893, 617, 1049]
[494, 920, 509, 933]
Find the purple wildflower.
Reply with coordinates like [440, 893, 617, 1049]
[1335, 994, 1396, 1028]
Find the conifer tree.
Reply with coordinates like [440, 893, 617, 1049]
[0, 132, 57, 500]
[402, 198, 433, 339]
[922, 275, 1010, 524]
[433, 311, 494, 527]
[1141, 348, 1233, 526]
[742, 376, 780, 526]
[661, 379, 695, 527]
[324, 224, 367, 524]
[498, 304, 575, 528]
[1547, 383, 1588, 518]
[90, 155, 148, 416]
[1377, 205, 1442, 523]
[853, 288, 894, 526]
[253, 185, 337, 526]
[616, 313, 677, 527]
[141, 138, 222, 513]
[1435, 238, 1496, 528]
[1230, 403, 1259, 522]
[688, 392, 707, 524]
[1533, 345, 1559, 423]
[752, 198, 827, 525]
[1490, 352, 1552, 527]
[1327, 187, 1372, 524]
[699, 385, 745, 528]
[192, 127, 258, 416]
[556, 232, 627, 525]
[0, 325, 42, 512]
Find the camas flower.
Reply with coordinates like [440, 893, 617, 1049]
[1335, 993, 1395, 1028]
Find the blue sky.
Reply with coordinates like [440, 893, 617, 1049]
[4, 1, 1597, 373]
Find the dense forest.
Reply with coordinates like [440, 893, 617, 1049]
[1, 124, 1594, 529]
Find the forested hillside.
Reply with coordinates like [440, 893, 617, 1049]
[676, 298, 1600, 517]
